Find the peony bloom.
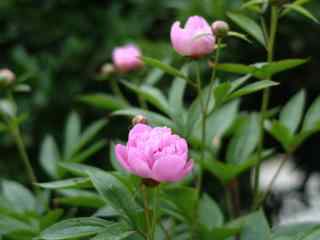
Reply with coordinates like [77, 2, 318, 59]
[112, 44, 143, 73]
[170, 16, 215, 58]
[115, 124, 193, 182]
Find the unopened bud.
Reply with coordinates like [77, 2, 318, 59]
[212, 21, 230, 39]
[0, 69, 15, 87]
[100, 63, 115, 77]
[132, 115, 148, 125]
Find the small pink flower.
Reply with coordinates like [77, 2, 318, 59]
[115, 124, 193, 182]
[112, 44, 143, 73]
[170, 16, 215, 58]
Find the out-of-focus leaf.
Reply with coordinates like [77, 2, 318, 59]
[198, 193, 224, 230]
[142, 56, 189, 81]
[266, 121, 293, 151]
[144, 58, 171, 85]
[78, 94, 127, 111]
[169, 67, 187, 118]
[58, 162, 100, 177]
[283, 4, 319, 23]
[272, 222, 320, 239]
[40, 209, 64, 231]
[0, 215, 32, 235]
[69, 139, 106, 163]
[227, 114, 260, 164]
[112, 108, 175, 129]
[240, 210, 270, 240]
[214, 63, 256, 75]
[303, 96, 320, 132]
[228, 31, 252, 43]
[280, 90, 305, 134]
[37, 178, 92, 189]
[40, 217, 112, 240]
[2, 180, 36, 213]
[227, 80, 278, 100]
[64, 112, 81, 160]
[56, 189, 105, 208]
[40, 135, 60, 179]
[228, 12, 266, 46]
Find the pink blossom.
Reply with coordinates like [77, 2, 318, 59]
[112, 44, 143, 73]
[115, 124, 193, 182]
[170, 16, 215, 58]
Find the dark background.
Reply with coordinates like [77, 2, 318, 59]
[0, 0, 319, 186]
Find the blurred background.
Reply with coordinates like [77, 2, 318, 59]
[0, 0, 319, 222]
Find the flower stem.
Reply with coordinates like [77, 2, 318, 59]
[150, 186, 160, 240]
[141, 183, 152, 240]
[253, 6, 279, 207]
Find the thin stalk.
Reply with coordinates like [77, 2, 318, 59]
[150, 186, 160, 240]
[9, 120, 38, 191]
[110, 78, 129, 105]
[141, 184, 151, 240]
[253, 6, 279, 205]
[255, 154, 289, 208]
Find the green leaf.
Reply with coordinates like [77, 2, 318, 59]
[257, 59, 308, 79]
[214, 63, 256, 75]
[141, 56, 189, 81]
[2, 180, 36, 213]
[90, 223, 134, 240]
[69, 139, 106, 163]
[280, 90, 306, 134]
[228, 12, 266, 46]
[213, 83, 232, 106]
[161, 186, 197, 224]
[64, 112, 81, 160]
[58, 162, 100, 177]
[226, 114, 260, 164]
[78, 94, 127, 111]
[272, 223, 320, 239]
[122, 81, 170, 114]
[266, 121, 294, 151]
[71, 119, 107, 156]
[303, 96, 320, 131]
[112, 108, 175, 129]
[198, 194, 224, 230]
[56, 189, 105, 208]
[240, 211, 270, 240]
[241, 0, 266, 9]
[169, 69, 187, 118]
[228, 80, 279, 100]
[228, 31, 252, 43]
[144, 58, 171, 85]
[87, 168, 140, 223]
[40, 217, 112, 240]
[283, 4, 319, 23]
[40, 209, 64, 231]
[200, 226, 240, 240]
[37, 177, 92, 189]
[40, 135, 60, 179]
[0, 215, 32, 235]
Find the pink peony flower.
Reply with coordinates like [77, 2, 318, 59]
[112, 44, 143, 73]
[170, 16, 215, 58]
[115, 124, 193, 182]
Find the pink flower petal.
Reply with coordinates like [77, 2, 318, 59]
[115, 144, 131, 171]
[170, 21, 192, 56]
[127, 147, 152, 179]
[151, 155, 187, 182]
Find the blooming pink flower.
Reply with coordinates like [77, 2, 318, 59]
[112, 44, 143, 73]
[170, 16, 215, 58]
[115, 124, 193, 182]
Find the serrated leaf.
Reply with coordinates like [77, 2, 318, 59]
[280, 90, 306, 134]
[228, 12, 266, 46]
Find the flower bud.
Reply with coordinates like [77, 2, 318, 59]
[170, 16, 215, 58]
[0, 69, 15, 87]
[211, 21, 230, 39]
[100, 63, 115, 77]
[132, 115, 148, 125]
[112, 44, 143, 73]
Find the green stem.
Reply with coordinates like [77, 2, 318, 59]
[141, 184, 151, 240]
[110, 78, 129, 105]
[253, 6, 279, 207]
[9, 119, 38, 191]
[255, 153, 289, 208]
[150, 186, 160, 240]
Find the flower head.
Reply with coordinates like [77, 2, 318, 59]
[112, 44, 143, 73]
[170, 16, 215, 58]
[211, 20, 230, 39]
[115, 124, 193, 182]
